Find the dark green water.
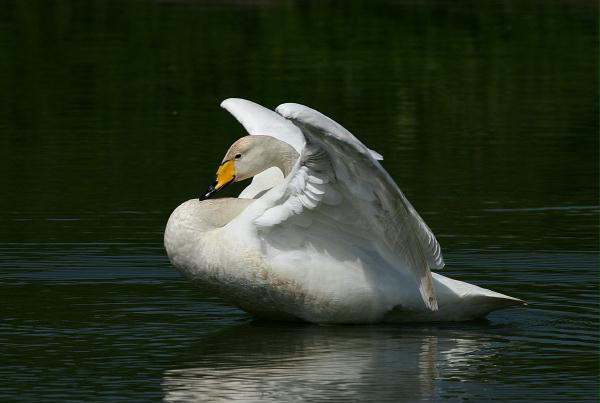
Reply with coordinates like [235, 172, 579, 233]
[0, 1, 598, 402]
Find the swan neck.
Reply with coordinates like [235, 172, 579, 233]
[271, 139, 299, 177]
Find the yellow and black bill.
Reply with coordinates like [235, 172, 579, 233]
[200, 160, 236, 200]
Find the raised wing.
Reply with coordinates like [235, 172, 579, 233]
[220, 98, 305, 198]
[251, 103, 444, 311]
[221, 98, 305, 152]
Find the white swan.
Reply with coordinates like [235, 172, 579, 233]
[164, 98, 523, 324]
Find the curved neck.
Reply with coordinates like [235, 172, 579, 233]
[258, 136, 300, 177]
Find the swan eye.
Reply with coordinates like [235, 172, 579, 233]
[234, 153, 242, 160]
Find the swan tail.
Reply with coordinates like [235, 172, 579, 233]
[432, 273, 525, 320]
[385, 274, 525, 323]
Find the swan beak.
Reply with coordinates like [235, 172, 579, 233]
[200, 160, 236, 200]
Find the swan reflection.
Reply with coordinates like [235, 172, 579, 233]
[163, 323, 498, 402]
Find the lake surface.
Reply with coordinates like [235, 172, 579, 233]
[0, 1, 598, 402]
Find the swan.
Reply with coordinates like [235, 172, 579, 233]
[164, 98, 523, 324]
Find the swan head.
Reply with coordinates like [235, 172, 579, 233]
[200, 135, 299, 200]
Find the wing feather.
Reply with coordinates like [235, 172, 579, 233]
[250, 103, 444, 311]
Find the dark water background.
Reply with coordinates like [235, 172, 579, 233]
[0, 1, 598, 402]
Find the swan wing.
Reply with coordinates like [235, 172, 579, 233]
[247, 103, 443, 311]
[220, 98, 305, 152]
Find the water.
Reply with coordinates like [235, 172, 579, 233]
[0, 1, 597, 402]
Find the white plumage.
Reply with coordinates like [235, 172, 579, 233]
[164, 98, 523, 324]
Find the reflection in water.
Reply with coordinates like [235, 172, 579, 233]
[162, 323, 496, 402]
